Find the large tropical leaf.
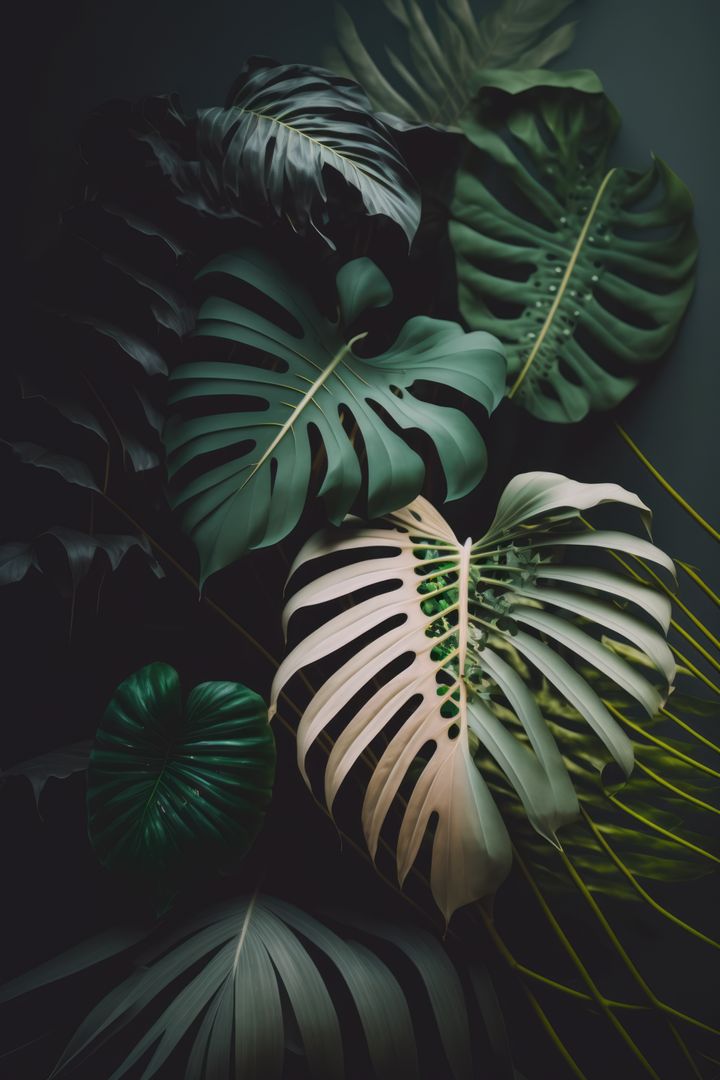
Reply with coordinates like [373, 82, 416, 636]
[449, 69, 698, 421]
[164, 247, 505, 584]
[329, 0, 576, 126]
[87, 663, 275, 907]
[270, 472, 676, 921]
[195, 56, 421, 245]
[0, 896, 511, 1080]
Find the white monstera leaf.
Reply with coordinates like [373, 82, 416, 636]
[270, 473, 676, 922]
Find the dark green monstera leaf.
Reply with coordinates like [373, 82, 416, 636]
[195, 56, 421, 244]
[164, 247, 505, 584]
[449, 69, 698, 422]
[87, 663, 275, 905]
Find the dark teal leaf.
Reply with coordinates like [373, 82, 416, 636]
[87, 663, 275, 907]
[195, 56, 421, 245]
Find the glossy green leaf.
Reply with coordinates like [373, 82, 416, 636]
[449, 69, 698, 421]
[164, 247, 505, 584]
[195, 56, 421, 245]
[87, 663, 275, 906]
[330, 0, 576, 126]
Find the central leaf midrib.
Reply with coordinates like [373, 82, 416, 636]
[238, 332, 367, 493]
[240, 107, 381, 185]
[508, 167, 617, 398]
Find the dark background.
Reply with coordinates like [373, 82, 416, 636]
[3, 1, 720, 1077]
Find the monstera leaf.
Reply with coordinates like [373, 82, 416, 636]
[329, 0, 576, 126]
[194, 57, 421, 244]
[0, 896, 511, 1080]
[449, 69, 698, 421]
[87, 663, 275, 906]
[270, 473, 676, 921]
[164, 247, 505, 584]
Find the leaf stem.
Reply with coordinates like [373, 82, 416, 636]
[512, 847, 662, 1078]
[580, 806, 720, 952]
[557, 846, 705, 1077]
[616, 426, 720, 543]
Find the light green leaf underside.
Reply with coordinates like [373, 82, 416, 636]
[449, 69, 698, 421]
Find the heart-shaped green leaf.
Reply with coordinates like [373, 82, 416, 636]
[449, 69, 698, 422]
[164, 247, 505, 584]
[87, 663, 275, 906]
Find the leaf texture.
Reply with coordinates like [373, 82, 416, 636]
[164, 247, 505, 583]
[330, 0, 576, 126]
[449, 69, 698, 421]
[0, 897, 508, 1080]
[195, 56, 421, 244]
[270, 472, 675, 921]
[87, 663, 275, 907]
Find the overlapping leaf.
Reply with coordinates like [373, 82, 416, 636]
[195, 56, 421, 244]
[0, 897, 511, 1080]
[449, 69, 698, 421]
[164, 247, 505, 584]
[329, 0, 576, 126]
[87, 663, 275, 906]
[271, 472, 676, 921]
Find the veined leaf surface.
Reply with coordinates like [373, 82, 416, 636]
[449, 69, 698, 421]
[196, 56, 421, 244]
[271, 472, 675, 921]
[87, 663, 275, 907]
[329, 0, 576, 126]
[164, 247, 505, 584]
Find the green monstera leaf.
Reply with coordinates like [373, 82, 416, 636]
[87, 663, 275, 906]
[449, 69, 698, 422]
[164, 247, 505, 584]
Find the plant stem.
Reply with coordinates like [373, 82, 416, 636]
[605, 700, 720, 781]
[616, 426, 720, 543]
[557, 847, 704, 1078]
[512, 848, 661, 1078]
[580, 806, 720, 952]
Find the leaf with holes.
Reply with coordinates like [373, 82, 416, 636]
[449, 69, 698, 421]
[328, 0, 576, 127]
[194, 56, 421, 245]
[163, 247, 505, 584]
[270, 472, 675, 921]
[87, 663, 275, 909]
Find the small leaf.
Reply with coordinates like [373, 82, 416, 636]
[87, 663, 275, 908]
[2, 741, 92, 808]
[6, 441, 100, 492]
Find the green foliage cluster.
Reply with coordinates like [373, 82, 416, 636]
[0, 2, 716, 1079]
